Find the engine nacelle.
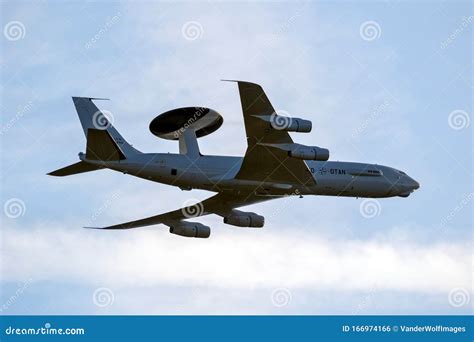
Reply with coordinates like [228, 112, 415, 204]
[272, 116, 312, 133]
[288, 145, 329, 161]
[223, 212, 264, 228]
[169, 222, 210, 238]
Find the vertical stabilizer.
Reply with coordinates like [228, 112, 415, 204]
[72, 97, 140, 156]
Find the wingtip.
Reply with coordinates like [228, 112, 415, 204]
[84, 225, 123, 230]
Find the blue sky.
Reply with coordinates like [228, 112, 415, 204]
[1, 0, 472, 314]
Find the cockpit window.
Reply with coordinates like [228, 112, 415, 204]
[397, 170, 406, 175]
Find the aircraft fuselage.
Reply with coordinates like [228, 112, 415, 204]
[81, 152, 419, 199]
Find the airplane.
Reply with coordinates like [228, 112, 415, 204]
[49, 81, 420, 238]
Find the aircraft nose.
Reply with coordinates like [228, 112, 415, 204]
[410, 178, 420, 190]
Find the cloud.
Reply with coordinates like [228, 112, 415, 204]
[2, 222, 470, 294]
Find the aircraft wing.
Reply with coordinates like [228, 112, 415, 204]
[87, 192, 273, 230]
[226, 80, 315, 188]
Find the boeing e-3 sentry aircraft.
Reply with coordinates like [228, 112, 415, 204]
[49, 81, 419, 238]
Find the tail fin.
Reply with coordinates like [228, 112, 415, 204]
[48, 97, 140, 177]
[48, 161, 103, 177]
[86, 129, 126, 161]
[72, 97, 140, 156]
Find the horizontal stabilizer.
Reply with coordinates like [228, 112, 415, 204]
[48, 161, 103, 177]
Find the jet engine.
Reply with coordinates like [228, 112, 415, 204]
[223, 212, 265, 228]
[169, 221, 211, 238]
[288, 145, 329, 161]
[271, 116, 312, 133]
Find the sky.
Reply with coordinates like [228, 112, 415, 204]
[0, 0, 472, 315]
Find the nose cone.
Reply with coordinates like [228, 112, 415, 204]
[409, 177, 420, 190]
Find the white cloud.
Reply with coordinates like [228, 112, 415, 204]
[2, 222, 470, 294]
